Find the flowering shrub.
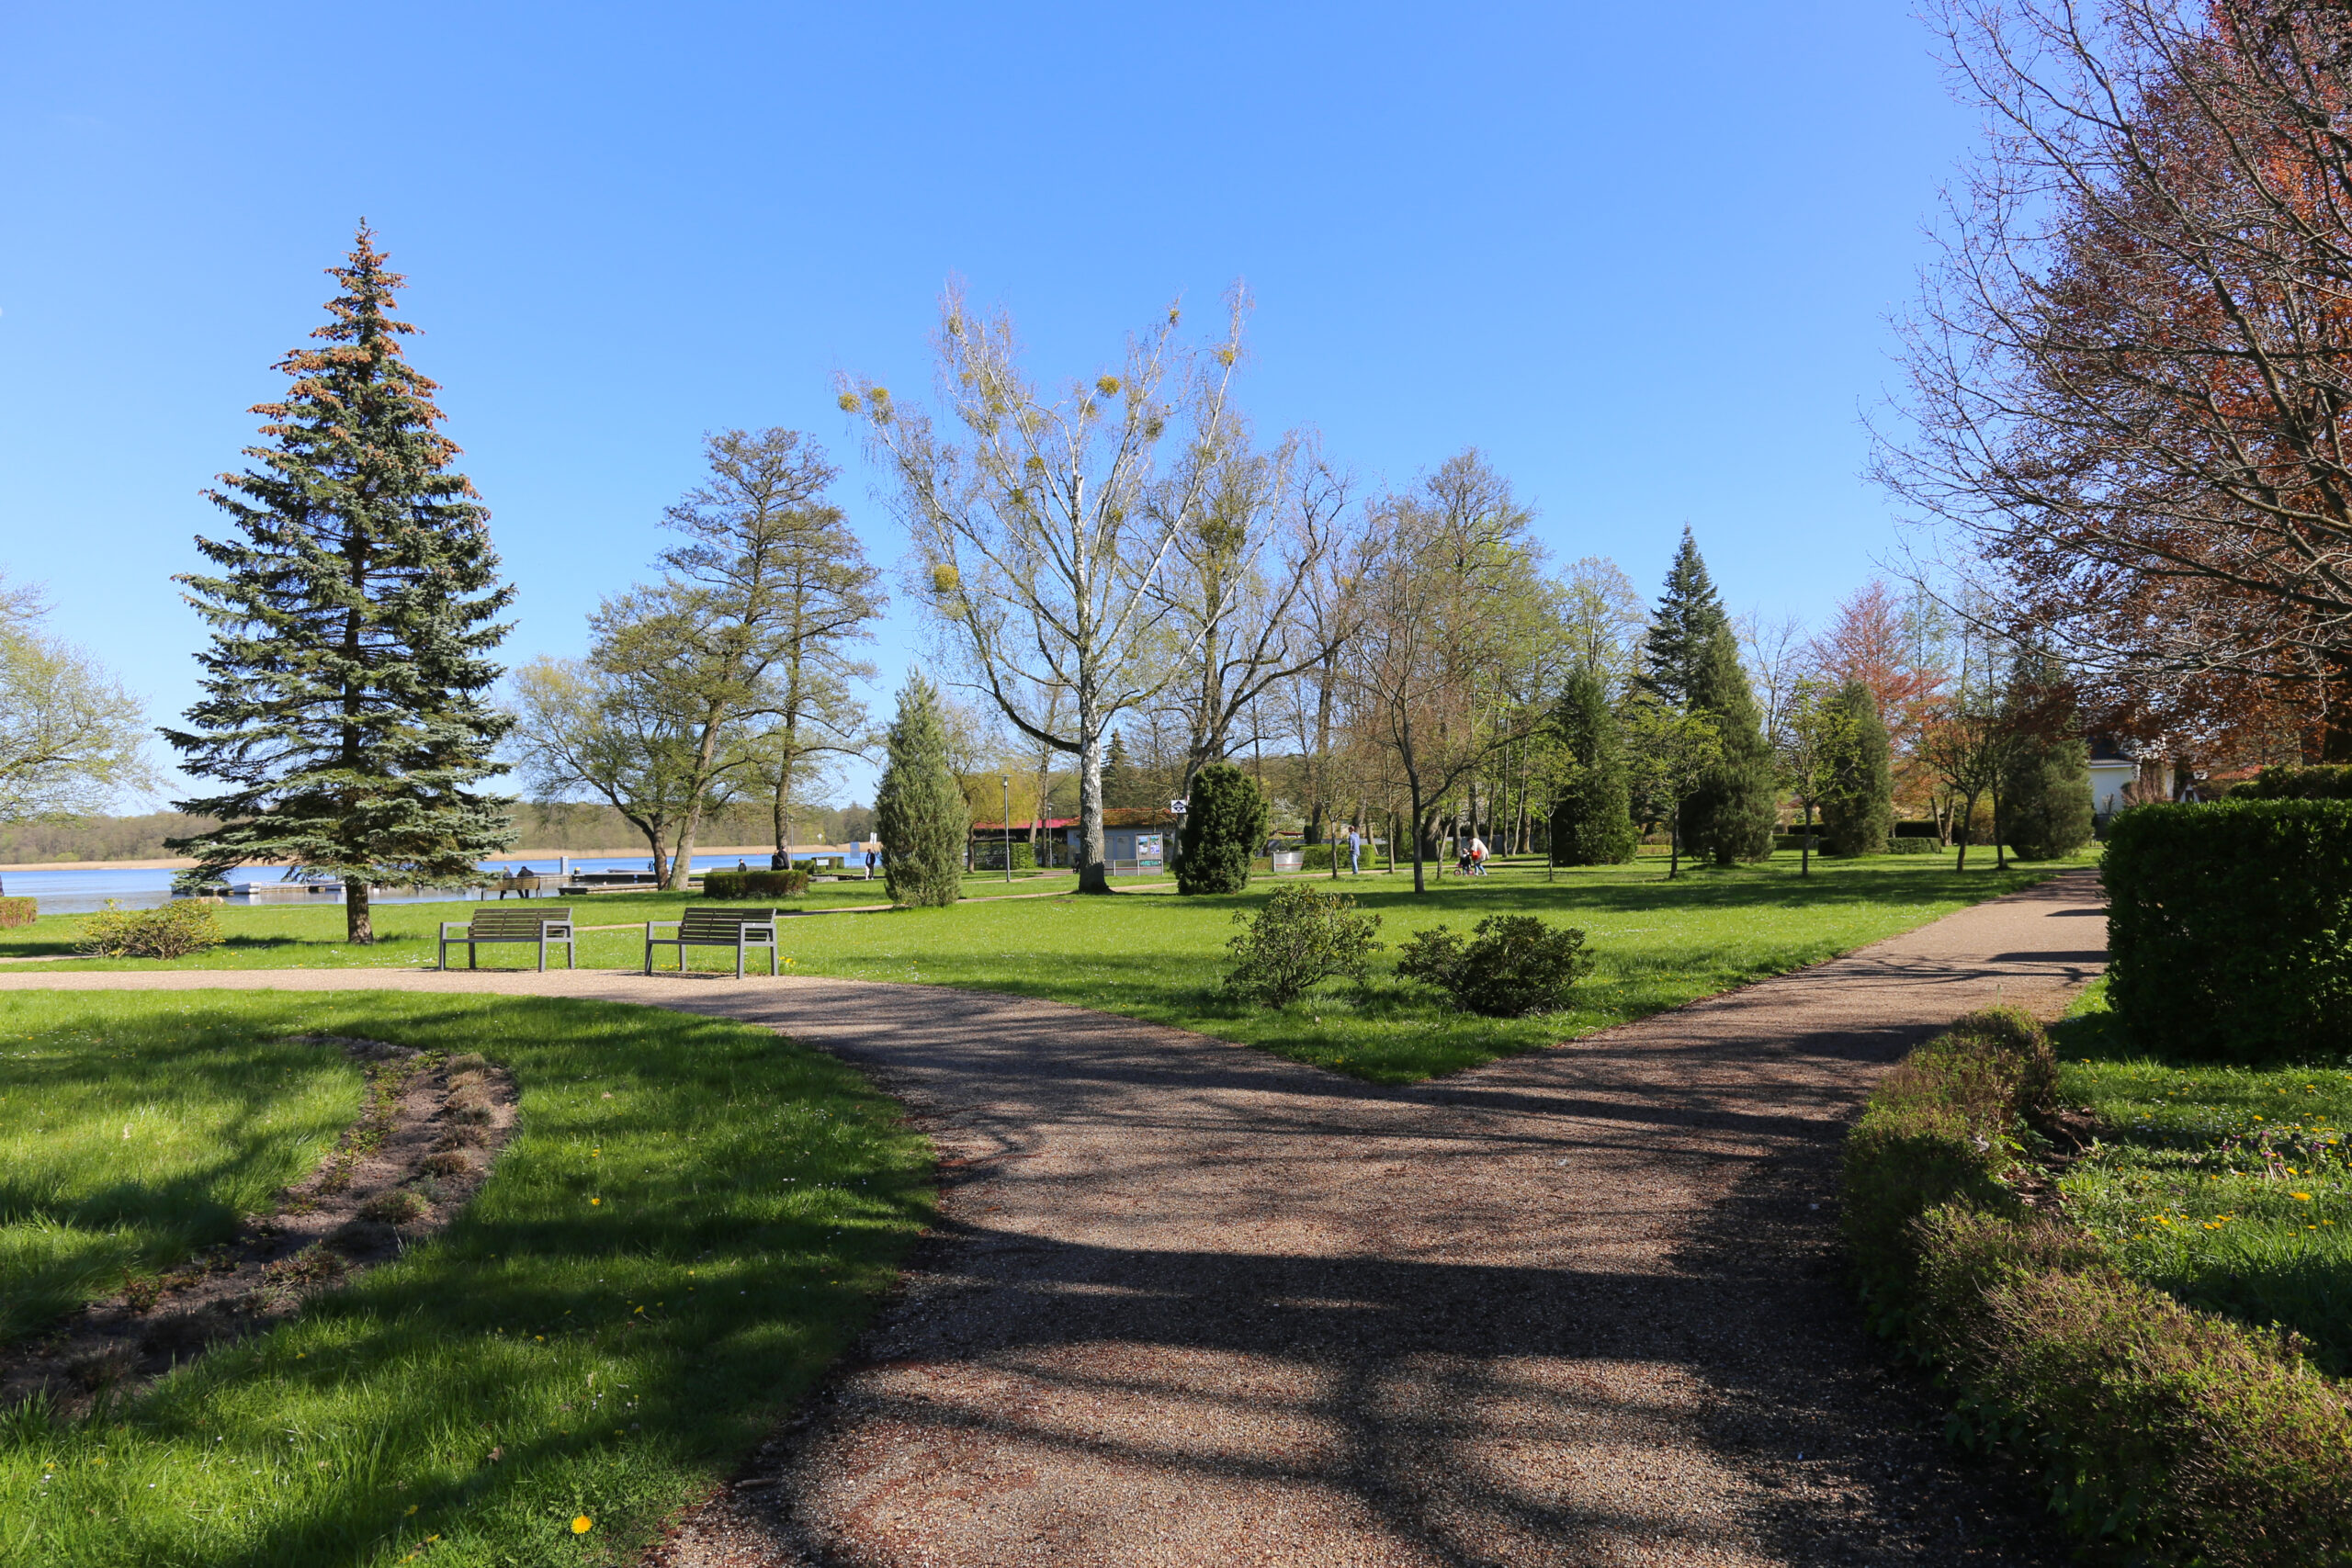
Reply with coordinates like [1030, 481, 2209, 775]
[1221, 884, 1382, 1008]
[1395, 915, 1593, 1017]
[74, 899, 224, 959]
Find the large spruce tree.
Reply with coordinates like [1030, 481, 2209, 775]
[1548, 668, 1637, 864]
[165, 227, 514, 943]
[1818, 680, 1894, 856]
[874, 673, 968, 907]
[1637, 531, 1772, 864]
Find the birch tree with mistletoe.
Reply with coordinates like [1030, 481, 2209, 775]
[846, 286, 1254, 894]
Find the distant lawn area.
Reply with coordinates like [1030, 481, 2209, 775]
[2, 851, 2098, 1084]
[2052, 980, 2352, 1372]
[0, 990, 929, 1568]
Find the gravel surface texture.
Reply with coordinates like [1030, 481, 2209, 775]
[0, 869, 2109, 1565]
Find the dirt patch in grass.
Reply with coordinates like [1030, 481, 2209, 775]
[0, 1035, 517, 1415]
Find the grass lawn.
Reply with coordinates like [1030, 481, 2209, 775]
[2052, 980, 2352, 1372]
[0, 990, 930, 1568]
[4, 850, 2095, 1083]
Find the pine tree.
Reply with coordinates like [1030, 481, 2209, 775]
[1548, 668, 1638, 864]
[1102, 729, 1137, 811]
[1818, 681, 1894, 855]
[1176, 761, 1268, 894]
[1638, 531, 1772, 864]
[165, 226, 514, 944]
[875, 674, 969, 907]
[2000, 653, 2094, 860]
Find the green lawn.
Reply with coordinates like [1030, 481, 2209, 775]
[2052, 981, 2352, 1372]
[0, 990, 930, 1568]
[5, 851, 2095, 1083]
[0, 1002, 365, 1343]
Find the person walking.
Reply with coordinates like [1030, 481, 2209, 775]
[1347, 825, 1363, 875]
[1467, 833, 1489, 875]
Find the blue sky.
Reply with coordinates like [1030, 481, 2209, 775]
[0, 2, 1976, 807]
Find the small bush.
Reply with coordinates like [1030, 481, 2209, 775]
[0, 897, 35, 928]
[2104, 799, 2352, 1060]
[422, 1150, 473, 1178]
[1395, 915, 1595, 1017]
[1883, 836, 1938, 854]
[700, 868, 809, 898]
[1222, 884, 1382, 1008]
[74, 899, 225, 959]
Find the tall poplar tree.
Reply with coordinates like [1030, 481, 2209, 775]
[166, 227, 514, 943]
[874, 674, 968, 907]
[1548, 667, 1637, 865]
[1818, 681, 1894, 856]
[1637, 531, 1772, 864]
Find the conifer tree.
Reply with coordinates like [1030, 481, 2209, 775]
[874, 673, 968, 907]
[1999, 653, 2094, 860]
[1637, 531, 1772, 863]
[1176, 761, 1268, 894]
[165, 227, 514, 944]
[1548, 668, 1637, 864]
[1818, 681, 1894, 856]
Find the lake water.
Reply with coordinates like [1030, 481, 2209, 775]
[1, 852, 861, 916]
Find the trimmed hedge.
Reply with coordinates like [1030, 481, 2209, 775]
[2230, 764, 2352, 800]
[0, 897, 33, 929]
[1843, 1011, 2352, 1563]
[700, 869, 811, 898]
[1883, 836, 1939, 855]
[2105, 800, 2352, 1061]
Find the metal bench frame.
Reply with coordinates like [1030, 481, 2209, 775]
[644, 906, 779, 977]
[438, 907, 576, 971]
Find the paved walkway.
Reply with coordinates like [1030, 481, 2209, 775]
[0, 870, 2109, 1566]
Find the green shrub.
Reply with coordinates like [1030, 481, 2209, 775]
[1221, 884, 1383, 1008]
[0, 897, 33, 929]
[1177, 761, 1268, 895]
[972, 839, 1036, 871]
[1395, 915, 1595, 1017]
[701, 868, 810, 898]
[2105, 800, 2352, 1061]
[74, 899, 225, 959]
[1843, 1010, 2352, 1565]
[1883, 836, 1938, 854]
[2229, 764, 2352, 800]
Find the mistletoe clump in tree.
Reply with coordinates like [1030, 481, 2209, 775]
[166, 226, 514, 944]
[874, 673, 968, 907]
[1176, 761, 1268, 894]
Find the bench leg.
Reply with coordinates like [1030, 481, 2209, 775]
[736, 945, 744, 979]
[469, 942, 478, 971]
[770, 946, 778, 976]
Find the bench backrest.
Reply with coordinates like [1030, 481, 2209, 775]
[678, 906, 776, 940]
[468, 907, 572, 936]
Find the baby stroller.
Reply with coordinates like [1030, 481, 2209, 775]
[1454, 847, 1490, 876]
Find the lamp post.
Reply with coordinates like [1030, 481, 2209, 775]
[1001, 775, 1012, 884]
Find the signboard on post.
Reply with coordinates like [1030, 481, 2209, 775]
[1169, 798, 1187, 815]
[1135, 832, 1164, 870]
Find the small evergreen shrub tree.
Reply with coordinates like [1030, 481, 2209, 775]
[1396, 915, 1596, 1016]
[2001, 736, 2095, 859]
[0, 897, 33, 929]
[1549, 668, 1638, 864]
[1177, 761, 1267, 895]
[874, 675, 968, 908]
[1819, 681, 1894, 856]
[1222, 884, 1384, 1008]
[2105, 799, 2352, 1060]
[74, 899, 225, 959]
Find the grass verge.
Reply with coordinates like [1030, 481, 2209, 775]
[0, 990, 930, 1567]
[2, 852, 2094, 1084]
[1843, 1002, 2352, 1564]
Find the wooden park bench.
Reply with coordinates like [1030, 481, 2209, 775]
[438, 907, 576, 971]
[643, 906, 779, 977]
[493, 869, 544, 898]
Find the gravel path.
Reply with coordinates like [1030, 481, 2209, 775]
[1, 869, 2108, 1565]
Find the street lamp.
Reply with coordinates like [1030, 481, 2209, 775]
[1001, 775, 1012, 884]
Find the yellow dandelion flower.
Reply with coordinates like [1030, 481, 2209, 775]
[590, 1198, 601, 1206]
[571, 1514, 594, 1533]
[2294, 1192, 2313, 1201]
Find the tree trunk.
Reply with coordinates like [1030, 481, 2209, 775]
[670, 817, 699, 892]
[1407, 777, 1427, 894]
[1076, 727, 1111, 895]
[345, 875, 374, 944]
[1668, 807, 1682, 880]
[1954, 789, 1979, 871]
[1800, 799, 1813, 878]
